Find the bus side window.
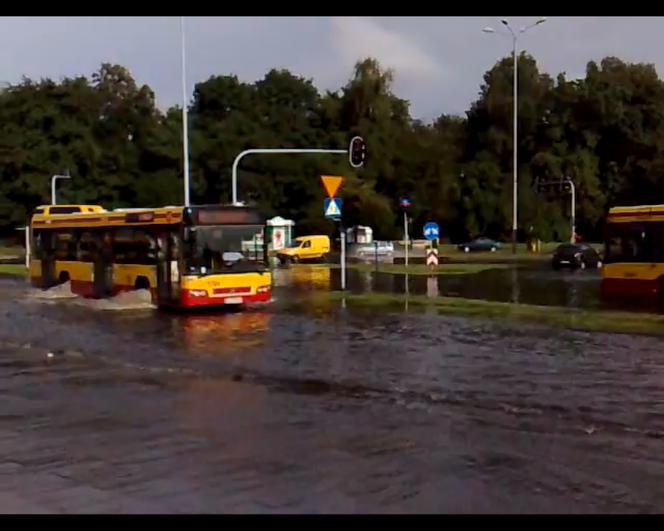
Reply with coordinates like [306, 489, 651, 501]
[606, 235, 621, 263]
[133, 228, 156, 265]
[54, 230, 77, 261]
[156, 234, 167, 261]
[653, 223, 664, 262]
[624, 226, 651, 262]
[638, 229, 653, 262]
[168, 233, 180, 283]
[168, 233, 181, 261]
[32, 231, 41, 259]
[112, 229, 133, 264]
[77, 232, 96, 262]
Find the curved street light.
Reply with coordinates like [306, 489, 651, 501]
[51, 174, 71, 205]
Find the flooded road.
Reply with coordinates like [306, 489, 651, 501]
[274, 263, 604, 309]
[360, 267, 601, 309]
[2, 273, 664, 512]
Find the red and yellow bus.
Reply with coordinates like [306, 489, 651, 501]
[602, 204, 664, 298]
[29, 204, 272, 308]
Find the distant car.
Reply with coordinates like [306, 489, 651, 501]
[552, 243, 602, 270]
[457, 238, 501, 253]
[354, 241, 394, 258]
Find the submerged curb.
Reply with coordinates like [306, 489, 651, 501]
[327, 291, 664, 337]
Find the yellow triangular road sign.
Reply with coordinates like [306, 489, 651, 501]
[320, 175, 344, 198]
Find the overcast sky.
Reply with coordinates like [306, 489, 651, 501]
[0, 16, 662, 120]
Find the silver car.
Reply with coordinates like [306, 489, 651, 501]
[354, 241, 394, 258]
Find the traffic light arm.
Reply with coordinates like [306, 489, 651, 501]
[231, 148, 347, 205]
[231, 136, 365, 205]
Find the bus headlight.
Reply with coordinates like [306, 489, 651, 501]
[257, 285, 270, 293]
[189, 289, 208, 297]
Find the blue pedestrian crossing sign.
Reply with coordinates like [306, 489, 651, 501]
[423, 221, 439, 240]
[324, 197, 343, 220]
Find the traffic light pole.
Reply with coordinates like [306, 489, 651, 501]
[231, 148, 347, 205]
[534, 176, 576, 243]
[340, 223, 346, 291]
[568, 177, 576, 243]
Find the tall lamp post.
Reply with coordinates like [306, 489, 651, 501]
[180, 16, 191, 207]
[482, 17, 547, 254]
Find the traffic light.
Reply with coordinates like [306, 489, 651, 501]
[349, 136, 366, 168]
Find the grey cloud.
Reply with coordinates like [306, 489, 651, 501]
[1, 17, 663, 121]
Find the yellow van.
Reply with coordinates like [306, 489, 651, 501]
[277, 235, 330, 264]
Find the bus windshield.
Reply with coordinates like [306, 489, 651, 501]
[184, 224, 265, 275]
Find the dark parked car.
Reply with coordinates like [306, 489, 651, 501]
[457, 238, 501, 253]
[552, 243, 601, 270]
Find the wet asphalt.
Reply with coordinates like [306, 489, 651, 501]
[0, 269, 663, 513]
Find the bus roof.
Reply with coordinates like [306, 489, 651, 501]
[32, 205, 184, 229]
[35, 204, 106, 214]
[607, 204, 664, 222]
[31, 204, 263, 230]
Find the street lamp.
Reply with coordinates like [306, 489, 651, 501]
[483, 17, 547, 253]
[51, 174, 71, 205]
[180, 16, 191, 207]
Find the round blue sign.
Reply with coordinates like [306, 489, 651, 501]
[423, 222, 439, 240]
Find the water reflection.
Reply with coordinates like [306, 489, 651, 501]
[426, 276, 439, 299]
[272, 265, 331, 292]
[347, 266, 603, 310]
[177, 310, 272, 355]
[256, 264, 664, 314]
[510, 267, 520, 304]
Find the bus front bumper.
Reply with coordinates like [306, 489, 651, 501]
[180, 289, 271, 307]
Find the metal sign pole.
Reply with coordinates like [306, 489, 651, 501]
[404, 211, 409, 268]
[340, 224, 346, 291]
[25, 225, 29, 269]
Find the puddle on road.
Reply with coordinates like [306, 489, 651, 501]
[273, 264, 605, 310]
[369, 267, 603, 310]
[17, 264, 655, 315]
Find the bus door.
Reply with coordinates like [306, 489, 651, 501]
[93, 232, 113, 298]
[157, 230, 181, 305]
[40, 231, 57, 289]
